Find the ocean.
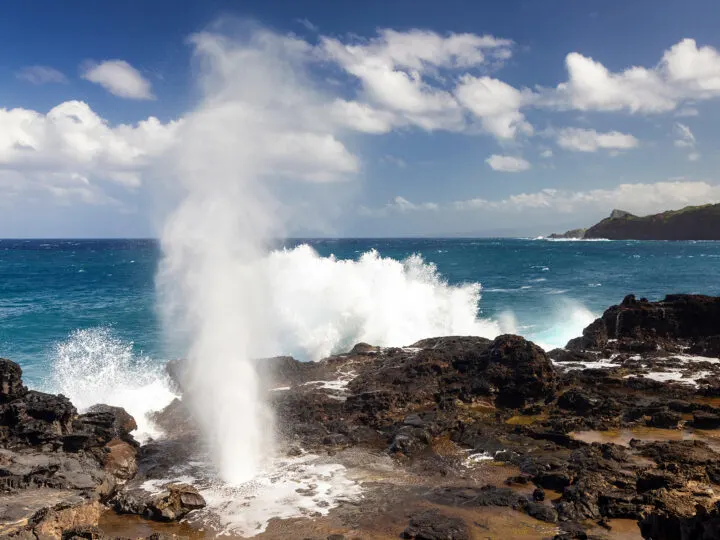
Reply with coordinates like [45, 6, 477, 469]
[2, 237, 720, 434]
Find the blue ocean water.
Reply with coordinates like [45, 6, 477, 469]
[2, 238, 720, 388]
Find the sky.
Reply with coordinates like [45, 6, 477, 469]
[3, 0, 720, 237]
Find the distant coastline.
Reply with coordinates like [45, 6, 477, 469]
[548, 203, 720, 240]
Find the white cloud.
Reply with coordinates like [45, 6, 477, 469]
[455, 181, 720, 215]
[321, 29, 514, 135]
[329, 99, 397, 134]
[547, 38, 720, 114]
[673, 122, 700, 161]
[540, 149, 553, 158]
[382, 155, 407, 168]
[486, 154, 531, 172]
[0, 100, 180, 203]
[16, 66, 67, 85]
[454, 76, 533, 139]
[296, 18, 318, 32]
[357, 195, 438, 217]
[390, 196, 438, 212]
[552, 52, 673, 112]
[556, 127, 639, 152]
[661, 38, 720, 92]
[673, 122, 696, 147]
[82, 60, 154, 100]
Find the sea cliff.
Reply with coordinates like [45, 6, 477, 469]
[549, 204, 720, 240]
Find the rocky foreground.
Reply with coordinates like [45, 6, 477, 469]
[3, 294, 720, 539]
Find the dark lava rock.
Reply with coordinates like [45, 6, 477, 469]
[533, 487, 545, 502]
[648, 410, 682, 429]
[0, 358, 27, 404]
[567, 294, 720, 352]
[688, 335, 720, 358]
[478, 335, 556, 408]
[557, 389, 600, 414]
[692, 410, 720, 429]
[521, 500, 558, 523]
[428, 485, 521, 508]
[1, 390, 76, 449]
[401, 510, 469, 540]
[77, 404, 138, 446]
[349, 342, 378, 355]
[639, 501, 720, 540]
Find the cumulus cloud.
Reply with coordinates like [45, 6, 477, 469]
[0, 100, 180, 204]
[454, 76, 533, 139]
[321, 29, 516, 136]
[556, 127, 639, 152]
[16, 66, 67, 85]
[486, 154, 531, 172]
[547, 38, 720, 113]
[455, 181, 720, 215]
[82, 60, 154, 100]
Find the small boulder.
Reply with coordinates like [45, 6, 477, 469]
[648, 410, 682, 429]
[401, 510, 469, 540]
[114, 482, 205, 521]
[692, 411, 720, 429]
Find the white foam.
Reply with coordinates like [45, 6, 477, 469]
[143, 453, 363, 537]
[554, 359, 619, 370]
[621, 354, 720, 386]
[464, 452, 494, 466]
[301, 370, 356, 400]
[541, 238, 612, 242]
[46, 328, 177, 442]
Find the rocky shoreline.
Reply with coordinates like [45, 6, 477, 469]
[3, 294, 720, 539]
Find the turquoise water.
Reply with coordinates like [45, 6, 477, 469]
[2, 238, 720, 387]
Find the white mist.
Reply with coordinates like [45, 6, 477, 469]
[155, 24, 357, 483]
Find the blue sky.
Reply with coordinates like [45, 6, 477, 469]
[2, 0, 720, 237]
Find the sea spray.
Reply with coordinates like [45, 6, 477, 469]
[262, 245, 514, 360]
[48, 328, 176, 442]
[154, 25, 357, 483]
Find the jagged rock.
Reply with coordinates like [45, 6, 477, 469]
[0, 358, 27, 404]
[401, 510, 469, 539]
[86, 405, 137, 439]
[1, 390, 76, 449]
[639, 498, 720, 540]
[567, 294, 720, 352]
[113, 482, 205, 521]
